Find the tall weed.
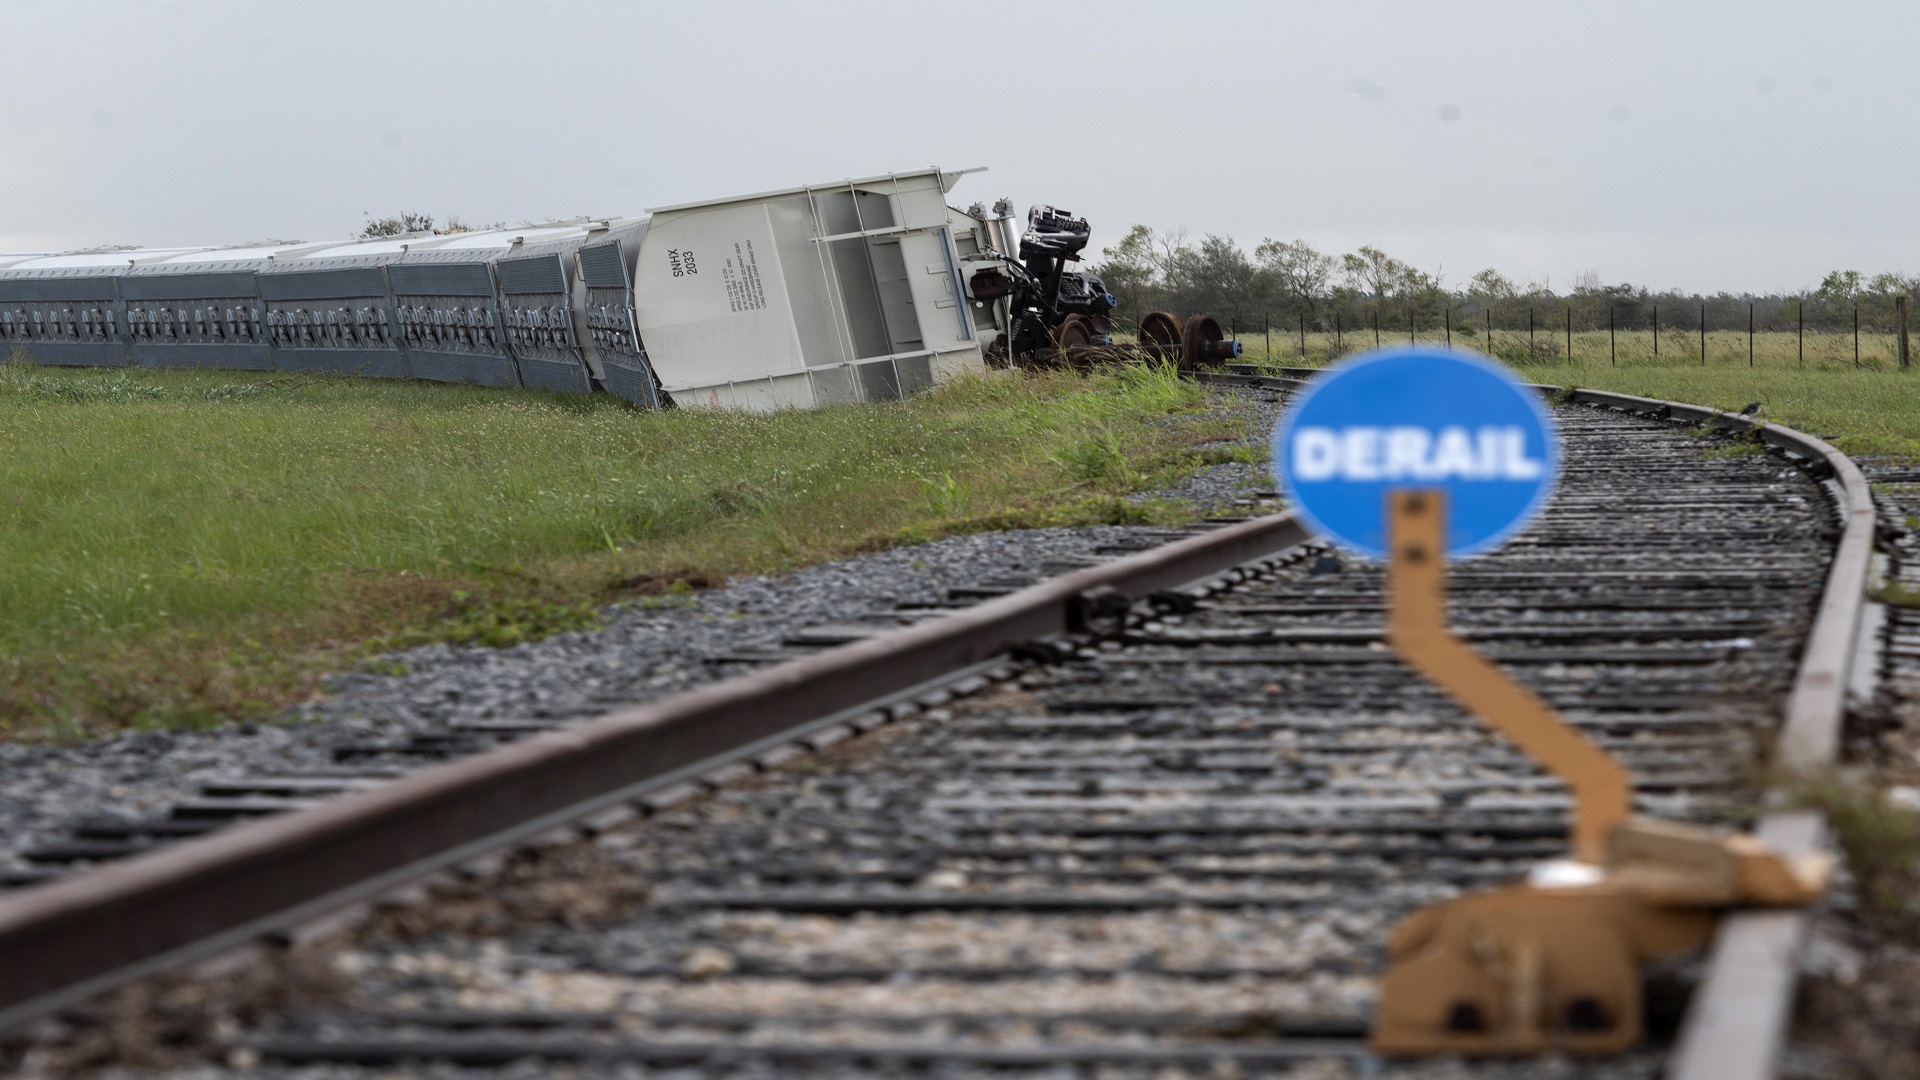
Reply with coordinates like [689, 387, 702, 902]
[1110, 361, 1204, 414]
[1058, 426, 1136, 488]
[919, 472, 971, 517]
[1791, 778, 1920, 933]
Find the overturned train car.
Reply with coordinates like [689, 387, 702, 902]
[0, 167, 1234, 410]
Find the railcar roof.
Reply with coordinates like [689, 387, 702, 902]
[0, 219, 649, 277]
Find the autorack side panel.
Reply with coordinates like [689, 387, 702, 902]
[256, 262, 409, 378]
[496, 250, 591, 394]
[118, 266, 271, 371]
[576, 221, 661, 408]
[386, 259, 515, 389]
[0, 272, 130, 367]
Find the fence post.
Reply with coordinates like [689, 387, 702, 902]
[1609, 306, 1616, 366]
[1565, 305, 1572, 366]
[1298, 311, 1306, 358]
[1445, 306, 1452, 348]
[1528, 307, 1535, 362]
[1373, 308, 1380, 347]
[1699, 303, 1705, 366]
[1854, 302, 1860, 368]
[1335, 311, 1342, 356]
[1653, 304, 1659, 357]
[1798, 300, 1804, 368]
[1409, 308, 1415, 345]
[1264, 311, 1270, 361]
[1900, 295, 1911, 369]
[1486, 307, 1491, 350]
[1749, 302, 1755, 368]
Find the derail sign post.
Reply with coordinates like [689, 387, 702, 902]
[1273, 348, 1560, 558]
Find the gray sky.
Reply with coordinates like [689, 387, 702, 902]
[2, 0, 1913, 294]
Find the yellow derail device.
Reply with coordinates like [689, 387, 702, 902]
[1273, 349, 1830, 1056]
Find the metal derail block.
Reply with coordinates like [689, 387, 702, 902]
[1374, 815, 1831, 1055]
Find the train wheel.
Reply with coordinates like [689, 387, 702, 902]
[1053, 314, 1096, 370]
[1180, 314, 1227, 372]
[1139, 311, 1182, 361]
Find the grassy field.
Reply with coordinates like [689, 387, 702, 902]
[1508, 364, 1920, 459]
[1233, 332, 1920, 459]
[0, 360, 1241, 739]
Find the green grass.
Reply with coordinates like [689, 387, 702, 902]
[1790, 777, 1920, 934]
[1228, 331, 1920, 460]
[0, 359, 1235, 739]
[1872, 581, 1920, 608]
[1504, 364, 1920, 459]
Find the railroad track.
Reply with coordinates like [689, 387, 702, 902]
[0, 372, 1878, 1078]
[0, 526, 1281, 897]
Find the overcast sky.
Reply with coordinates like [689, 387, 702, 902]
[2, 0, 1913, 294]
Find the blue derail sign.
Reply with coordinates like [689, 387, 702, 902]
[1273, 348, 1560, 559]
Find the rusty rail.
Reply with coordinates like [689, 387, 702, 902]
[1561, 389, 1875, 1080]
[0, 512, 1310, 1033]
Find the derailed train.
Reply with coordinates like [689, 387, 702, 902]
[0, 166, 1238, 410]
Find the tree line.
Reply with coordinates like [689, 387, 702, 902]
[1090, 226, 1920, 333]
[358, 212, 504, 238]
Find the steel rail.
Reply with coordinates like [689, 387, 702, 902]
[1559, 389, 1875, 1080]
[1187, 369, 1310, 392]
[0, 511, 1309, 1034]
